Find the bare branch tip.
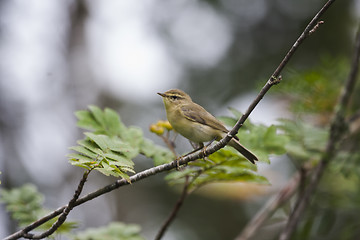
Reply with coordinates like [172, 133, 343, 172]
[309, 20, 324, 35]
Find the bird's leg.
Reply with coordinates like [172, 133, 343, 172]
[174, 155, 182, 170]
[180, 142, 203, 158]
[175, 139, 216, 169]
[173, 142, 199, 170]
[174, 142, 203, 169]
[201, 137, 217, 157]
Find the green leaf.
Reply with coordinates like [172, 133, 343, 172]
[0, 184, 77, 233]
[72, 222, 144, 240]
[104, 108, 127, 136]
[75, 110, 102, 132]
[139, 139, 174, 165]
[77, 139, 103, 155]
[69, 146, 98, 159]
[68, 153, 96, 165]
[273, 58, 347, 115]
[69, 106, 176, 179]
[217, 116, 237, 127]
[153, 149, 175, 166]
[84, 132, 111, 151]
[263, 125, 289, 154]
[277, 119, 328, 163]
[166, 148, 269, 191]
[122, 127, 144, 148]
[139, 139, 156, 157]
[163, 109, 293, 190]
[75, 106, 127, 136]
[104, 153, 134, 167]
[88, 105, 107, 130]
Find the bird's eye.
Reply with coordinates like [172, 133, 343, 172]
[170, 96, 178, 100]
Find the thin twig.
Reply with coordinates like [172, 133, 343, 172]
[236, 1, 336, 238]
[155, 176, 190, 240]
[224, 0, 334, 144]
[3, 1, 336, 239]
[235, 172, 302, 240]
[22, 170, 90, 239]
[154, 156, 233, 239]
[279, 22, 360, 240]
[160, 134, 177, 157]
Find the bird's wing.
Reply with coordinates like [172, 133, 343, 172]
[181, 104, 228, 133]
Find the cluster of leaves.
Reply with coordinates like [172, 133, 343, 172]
[220, 108, 289, 162]
[277, 119, 328, 165]
[276, 57, 349, 119]
[0, 184, 145, 239]
[292, 158, 360, 240]
[165, 108, 289, 191]
[166, 148, 269, 192]
[68, 106, 174, 181]
[266, 57, 360, 240]
[72, 222, 144, 240]
[0, 184, 77, 233]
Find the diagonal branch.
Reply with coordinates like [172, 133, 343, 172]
[224, 0, 336, 144]
[3, 1, 337, 239]
[279, 22, 360, 240]
[22, 170, 90, 239]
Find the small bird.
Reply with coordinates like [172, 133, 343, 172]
[158, 89, 258, 164]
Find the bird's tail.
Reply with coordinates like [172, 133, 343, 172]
[228, 138, 258, 164]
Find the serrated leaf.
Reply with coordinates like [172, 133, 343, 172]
[84, 132, 110, 151]
[68, 153, 95, 162]
[77, 139, 103, 155]
[277, 119, 327, 162]
[104, 108, 126, 136]
[89, 105, 106, 129]
[93, 168, 112, 176]
[263, 125, 289, 154]
[165, 168, 197, 185]
[139, 139, 156, 157]
[72, 222, 144, 240]
[122, 127, 144, 147]
[108, 140, 135, 154]
[70, 106, 179, 180]
[119, 166, 136, 174]
[153, 150, 174, 166]
[0, 184, 77, 233]
[285, 144, 310, 160]
[104, 153, 134, 167]
[117, 171, 132, 183]
[69, 146, 98, 159]
[75, 110, 102, 131]
[166, 148, 269, 190]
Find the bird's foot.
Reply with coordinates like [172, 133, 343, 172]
[174, 155, 187, 170]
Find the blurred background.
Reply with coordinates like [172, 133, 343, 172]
[0, 0, 358, 239]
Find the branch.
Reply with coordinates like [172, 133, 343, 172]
[155, 176, 190, 240]
[235, 172, 302, 240]
[279, 22, 360, 240]
[225, 3, 334, 143]
[4, 1, 337, 239]
[22, 170, 90, 239]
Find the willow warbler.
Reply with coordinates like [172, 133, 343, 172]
[158, 89, 258, 164]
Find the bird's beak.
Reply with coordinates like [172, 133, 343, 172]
[157, 92, 166, 97]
